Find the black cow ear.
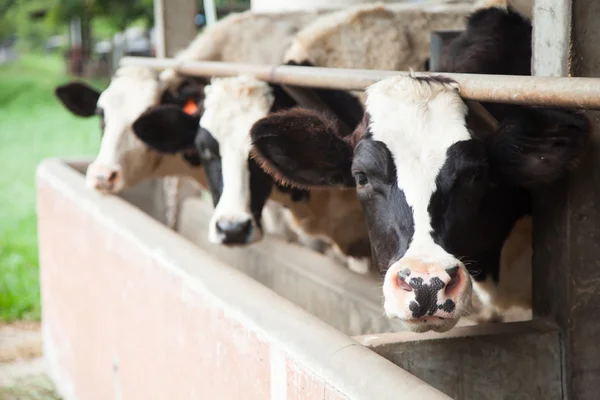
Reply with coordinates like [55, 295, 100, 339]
[486, 108, 592, 188]
[132, 104, 200, 153]
[54, 82, 101, 117]
[250, 108, 355, 188]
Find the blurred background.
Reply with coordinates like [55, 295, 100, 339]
[0, 1, 249, 396]
[0, 0, 250, 322]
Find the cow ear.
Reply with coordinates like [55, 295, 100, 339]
[54, 82, 101, 117]
[486, 108, 592, 188]
[132, 105, 200, 153]
[250, 108, 355, 188]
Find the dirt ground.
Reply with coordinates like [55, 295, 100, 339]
[0, 322, 61, 400]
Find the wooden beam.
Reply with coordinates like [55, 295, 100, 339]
[153, 0, 197, 58]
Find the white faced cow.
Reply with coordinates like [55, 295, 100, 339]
[249, 7, 591, 332]
[131, 74, 372, 274]
[54, 66, 209, 194]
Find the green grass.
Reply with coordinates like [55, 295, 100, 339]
[0, 53, 107, 321]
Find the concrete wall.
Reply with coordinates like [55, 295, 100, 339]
[36, 159, 447, 400]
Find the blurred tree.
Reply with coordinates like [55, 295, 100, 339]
[94, 0, 154, 33]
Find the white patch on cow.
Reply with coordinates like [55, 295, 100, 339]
[365, 76, 472, 323]
[199, 75, 275, 244]
[89, 66, 162, 192]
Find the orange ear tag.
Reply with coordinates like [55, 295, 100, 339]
[183, 98, 198, 115]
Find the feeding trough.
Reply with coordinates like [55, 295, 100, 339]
[37, 159, 560, 399]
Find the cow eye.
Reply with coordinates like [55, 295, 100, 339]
[354, 172, 369, 186]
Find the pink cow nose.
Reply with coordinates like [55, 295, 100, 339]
[87, 164, 122, 192]
[386, 259, 470, 321]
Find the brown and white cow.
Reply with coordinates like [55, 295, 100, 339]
[248, 7, 591, 331]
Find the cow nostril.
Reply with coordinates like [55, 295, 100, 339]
[445, 273, 460, 294]
[239, 220, 252, 235]
[216, 220, 253, 243]
[107, 171, 118, 184]
[396, 273, 413, 292]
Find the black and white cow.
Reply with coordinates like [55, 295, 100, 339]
[54, 67, 209, 193]
[248, 7, 591, 331]
[131, 74, 372, 273]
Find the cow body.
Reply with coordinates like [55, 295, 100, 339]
[249, 7, 591, 331]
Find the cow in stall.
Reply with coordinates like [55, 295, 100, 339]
[52, 10, 323, 195]
[247, 6, 592, 331]
[130, 2, 475, 275]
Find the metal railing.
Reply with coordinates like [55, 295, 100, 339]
[121, 56, 600, 110]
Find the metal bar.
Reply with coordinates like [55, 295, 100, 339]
[121, 56, 600, 110]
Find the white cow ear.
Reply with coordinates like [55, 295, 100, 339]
[55, 82, 101, 117]
[132, 105, 200, 154]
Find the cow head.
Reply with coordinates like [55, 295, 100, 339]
[250, 75, 590, 332]
[133, 75, 278, 245]
[54, 66, 206, 193]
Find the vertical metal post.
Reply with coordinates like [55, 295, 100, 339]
[532, 0, 600, 398]
[532, 0, 572, 77]
[152, 0, 200, 228]
[203, 0, 217, 26]
[153, 0, 197, 58]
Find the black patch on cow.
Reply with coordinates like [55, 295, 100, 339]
[54, 82, 101, 117]
[274, 183, 310, 202]
[285, 60, 364, 133]
[249, 158, 274, 229]
[439, 7, 532, 122]
[485, 107, 591, 188]
[195, 127, 223, 206]
[133, 105, 199, 153]
[408, 277, 455, 318]
[440, 8, 532, 77]
[428, 141, 529, 282]
[438, 299, 456, 313]
[351, 138, 414, 276]
[182, 148, 202, 167]
[269, 84, 297, 114]
[97, 108, 106, 137]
